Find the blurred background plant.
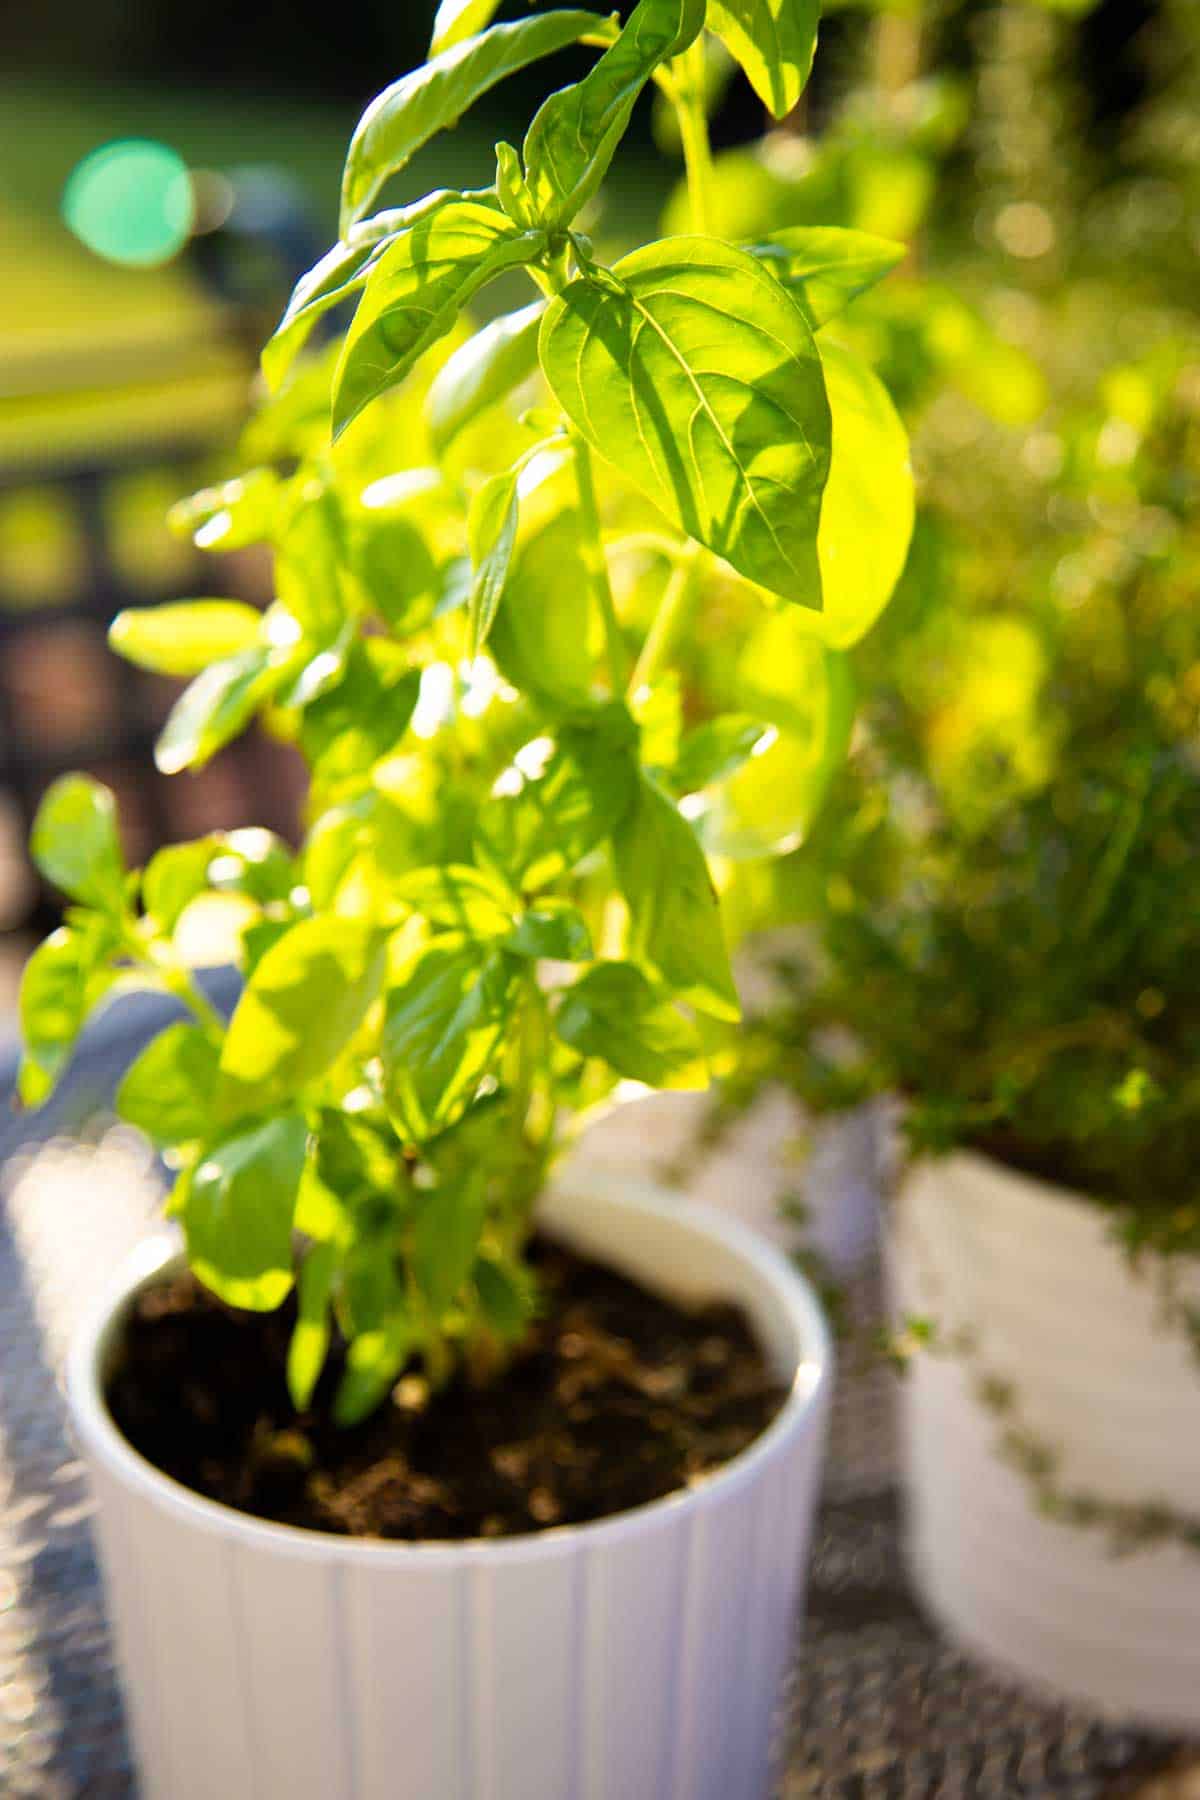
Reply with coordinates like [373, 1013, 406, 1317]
[708, 0, 1200, 1257]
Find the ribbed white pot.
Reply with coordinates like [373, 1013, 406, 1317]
[891, 1150, 1200, 1730]
[68, 1174, 832, 1800]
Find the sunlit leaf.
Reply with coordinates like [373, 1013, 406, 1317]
[218, 917, 386, 1120]
[555, 959, 706, 1086]
[522, 0, 703, 229]
[183, 1113, 307, 1311]
[613, 775, 739, 1020]
[467, 468, 520, 654]
[341, 13, 610, 232]
[116, 1023, 220, 1147]
[382, 937, 517, 1139]
[31, 775, 126, 912]
[426, 300, 546, 452]
[109, 601, 263, 678]
[540, 237, 832, 606]
[749, 226, 905, 327]
[706, 0, 819, 119]
[333, 196, 543, 437]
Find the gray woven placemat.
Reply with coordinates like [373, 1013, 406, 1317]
[0, 994, 1187, 1797]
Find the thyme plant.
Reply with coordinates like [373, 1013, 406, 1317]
[20, 0, 911, 1422]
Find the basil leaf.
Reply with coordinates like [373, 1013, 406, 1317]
[341, 13, 610, 232]
[169, 468, 281, 551]
[143, 840, 218, 935]
[613, 774, 739, 1021]
[31, 775, 126, 912]
[555, 959, 705, 1086]
[391, 864, 516, 937]
[522, 0, 704, 230]
[18, 924, 118, 1106]
[261, 207, 410, 393]
[540, 236, 832, 606]
[116, 1023, 220, 1147]
[672, 715, 772, 793]
[476, 710, 638, 891]
[695, 623, 855, 859]
[467, 468, 520, 655]
[287, 1242, 338, 1411]
[413, 1169, 488, 1315]
[487, 505, 593, 710]
[507, 900, 593, 962]
[183, 1113, 307, 1311]
[426, 299, 546, 452]
[706, 0, 819, 120]
[333, 197, 544, 437]
[382, 938, 517, 1139]
[473, 1252, 533, 1341]
[299, 642, 421, 800]
[108, 600, 263, 678]
[218, 917, 386, 1121]
[154, 645, 278, 776]
[333, 1308, 412, 1426]
[430, 0, 502, 55]
[748, 227, 906, 328]
[806, 340, 914, 650]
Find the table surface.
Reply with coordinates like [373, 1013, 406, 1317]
[0, 996, 1192, 1798]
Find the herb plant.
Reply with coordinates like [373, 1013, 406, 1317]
[20, 0, 911, 1423]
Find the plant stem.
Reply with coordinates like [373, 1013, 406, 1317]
[629, 547, 701, 695]
[572, 437, 626, 694]
[673, 36, 715, 235]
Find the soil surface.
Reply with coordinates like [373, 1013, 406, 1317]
[106, 1235, 788, 1540]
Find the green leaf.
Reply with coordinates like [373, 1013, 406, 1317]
[142, 840, 219, 934]
[116, 1023, 220, 1147]
[507, 899, 593, 962]
[694, 620, 855, 858]
[413, 1170, 488, 1314]
[218, 917, 386, 1120]
[426, 299, 546, 452]
[287, 1241, 338, 1411]
[803, 340, 914, 649]
[341, 13, 610, 233]
[261, 208, 406, 393]
[555, 959, 705, 1086]
[18, 924, 117, 1106]
[108, 601, 263, 678]
[207, 829, 296, 904]
[467, 469, 520, 655]
[748, 227, 906, 327]
[299, 642, 421, 799]
[706, 0, 819, 119]
[473, 1252, 533, 1341]
[540, 237, 832, 606]
[672, 714, 772, 793]
[521, 0, 704, 230]
[487, 503, 593, 711]
[430, 0, 502, 54]
[613, 775, 739, 1020]
[183, 1114, 307, 1312]
[155, 645, 277, 775]
[391, 864, 516, 937]
[382, 938, 517, 1139]
[333, 1310, 411, 1426]
[475, 709, 638, 891]
[31, 775, 126, 911]
[169, 469, 282, 552]
[333, 196, 543, 438]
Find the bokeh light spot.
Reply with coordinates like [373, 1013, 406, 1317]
[62, 140, 193, 268]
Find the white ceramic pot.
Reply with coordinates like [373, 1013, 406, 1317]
[569, 1089, 886, 1276]
[891, 1149, 1200, 1730]
[68, 1173, 833, 1800]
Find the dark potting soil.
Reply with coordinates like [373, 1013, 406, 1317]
[106, 1235, 788, 1540]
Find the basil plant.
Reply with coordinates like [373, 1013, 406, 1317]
[20, 0, 913, 1422]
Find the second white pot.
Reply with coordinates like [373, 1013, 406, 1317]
[891, 1150, 1200, 1731]
[69, 1172, 833, 1800]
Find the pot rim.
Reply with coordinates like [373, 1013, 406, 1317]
[67, 1172, 832, 1566]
